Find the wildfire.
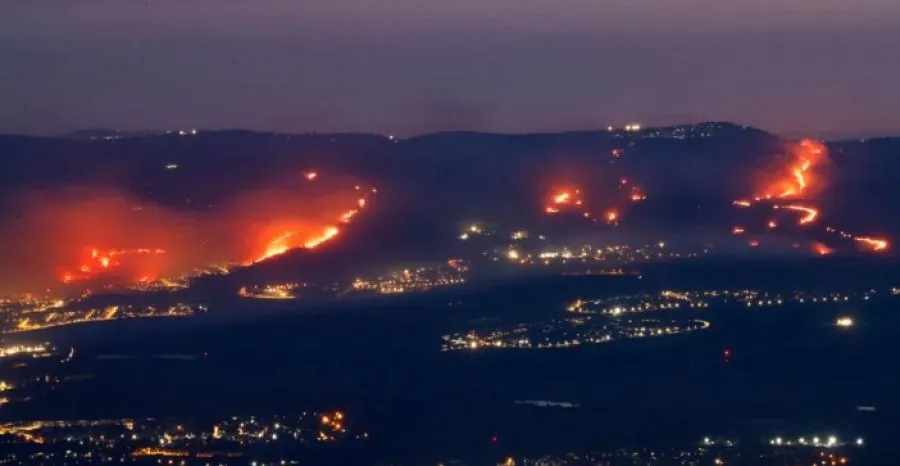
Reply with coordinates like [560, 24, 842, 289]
[60, 247, 167, 284]
[304, 226, 340, 248]
[248, 178, 372, 264]
[553, 192, 572, 204]
[605, 209, 619, 225]
[855, 237, 889, 252]
[759, 139, 826, 200]
[733, 139, 889, 256]
[629, 186, 647, 202]
[544, 189, 590, 217]
[776, 204, 819, 225]
[250, 216, 356, 264]
[813, 242, 834, 256]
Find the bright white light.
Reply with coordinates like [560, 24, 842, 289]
[835, 316, 854, 327]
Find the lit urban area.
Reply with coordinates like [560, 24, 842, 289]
[485, 434, 866, 466]
[442, 316, 710, 351]
[349, 260, 468, 295]
[566, 287, 891, 315]
[0, 342, 73, 410]
[0, 412, 367, 465]
[0, 301, 206, 334]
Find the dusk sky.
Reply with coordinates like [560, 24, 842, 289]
[2, 1, 899, 138]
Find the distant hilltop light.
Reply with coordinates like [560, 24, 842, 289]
[835, 316, 854, 327]
[165, 163, 178, 170]
[624, 123, 642, 132]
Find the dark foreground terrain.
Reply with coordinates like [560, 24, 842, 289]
[3, 260, 898, 464]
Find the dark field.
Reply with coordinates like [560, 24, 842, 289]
[4, 261, 899, 463]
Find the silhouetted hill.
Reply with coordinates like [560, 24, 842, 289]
[2, 122, 899, 282]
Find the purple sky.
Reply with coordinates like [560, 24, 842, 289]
[2, 1, 899, 138]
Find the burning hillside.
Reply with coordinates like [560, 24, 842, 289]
[733, 139, 888, 254]
[0, 172, 372, 296]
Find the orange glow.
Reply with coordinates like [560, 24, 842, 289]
[813, 242, 834, 256]
[244, 179, 370, 265]
[553, 192, 571, 204]
[544, 188, 587, 217]
[758, 139, 826, 199]
[629, 186, 647, 202]
[60, 247, 167, 284]
[767, 220, 777, 229]
[131, 447, 188, 458]
[305, 171, 318, 180]
[777, 204, 819, 225]
[605, 209, 619, 224]
[340, 208, 360, 223]
[855, 237, 889, 252]
[732, 226, 745, 235]
[734, 139, 890, 256]
[304, 226, 340, 248]
[0, 171, 373, 294]
[250, 224, 344, 265]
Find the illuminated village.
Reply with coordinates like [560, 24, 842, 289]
[0, 412, 368, 465]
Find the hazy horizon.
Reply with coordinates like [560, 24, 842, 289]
[3, 1, 899, 139]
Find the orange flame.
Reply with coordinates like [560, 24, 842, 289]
[855, 237, 889, 252]
[60, 247, 167, 284]
[776, 204, 819, 225]
[304, 226, 340, 249]
[734, 139, 890, 256]
[759, 139, 825, 199]
[544, 189, 587, 216]
[813, 242, 833, 256]
[605, 209, 619, 224]
[553, 192, 571, 204]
